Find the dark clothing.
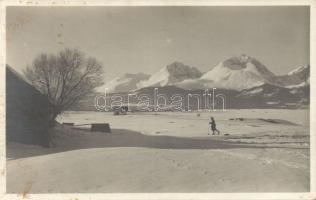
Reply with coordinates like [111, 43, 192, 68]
[210, 120, 216, 130]
[211, 124, 216, 130]
[209, 119, 220, 135]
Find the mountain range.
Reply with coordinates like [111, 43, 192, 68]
[75, 55, 309, 110]
[103, 54, 309, 93]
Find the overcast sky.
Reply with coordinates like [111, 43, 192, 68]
[7, 6, 309, 80]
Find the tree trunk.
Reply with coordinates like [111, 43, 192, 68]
[50, 108, 61, 127]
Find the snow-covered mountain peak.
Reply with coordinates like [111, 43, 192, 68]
[101, 72, 150, 93]
[196, 55, 276, 91]
[164, 62, 202, 78]
[171, 55, 279, 91]
[137, 62, 202, 88]
[220, 55, 275, 77]
[221, 54, 250, 70]
[287, 65, 309, 76]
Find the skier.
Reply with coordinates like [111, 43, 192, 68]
[209, 117, 220, 135]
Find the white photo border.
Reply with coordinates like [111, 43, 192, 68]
[0, 0, 315, 199]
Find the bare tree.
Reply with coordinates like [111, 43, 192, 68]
[24, 48, 104, 121]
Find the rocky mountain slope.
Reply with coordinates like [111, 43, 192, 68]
[137, 62, 202, 89]
[100, 73, 150, 93]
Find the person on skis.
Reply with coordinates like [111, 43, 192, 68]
[209, 117, 220, 135]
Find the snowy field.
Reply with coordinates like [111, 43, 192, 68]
[7, 109, 310, 193]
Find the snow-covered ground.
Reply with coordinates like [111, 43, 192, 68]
[6, 109, 310, 193]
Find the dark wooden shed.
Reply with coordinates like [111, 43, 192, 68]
[6, 65, 53, 147]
